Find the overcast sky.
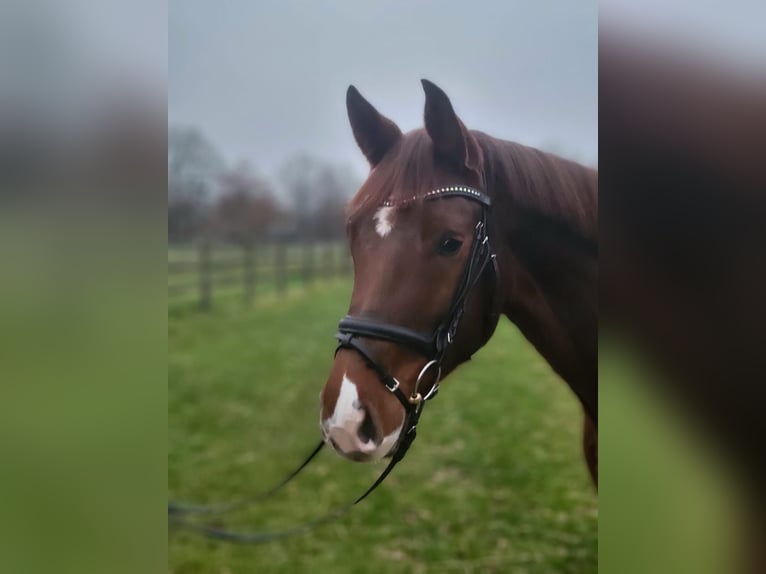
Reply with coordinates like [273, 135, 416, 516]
[169, 1, 597, 179]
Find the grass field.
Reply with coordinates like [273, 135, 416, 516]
[169, 280, 597, 573]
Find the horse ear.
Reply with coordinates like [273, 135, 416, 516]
[346, 85, 402, 167]
[421, 79, 481, 171]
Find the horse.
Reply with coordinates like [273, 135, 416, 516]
[319, 80, 598, 484]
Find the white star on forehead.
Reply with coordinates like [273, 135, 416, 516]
[373, 205, 395, 237]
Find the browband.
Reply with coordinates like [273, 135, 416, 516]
[382, 185, 491, 208]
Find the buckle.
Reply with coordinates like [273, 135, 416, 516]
[387, 378, 400, 392]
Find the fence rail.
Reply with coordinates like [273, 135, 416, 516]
[168, 240, 351, 309]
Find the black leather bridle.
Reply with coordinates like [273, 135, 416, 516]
[169, 185, 498, 543]
[335, 185, 497, 467]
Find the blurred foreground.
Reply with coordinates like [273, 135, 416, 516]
[600, 15, 766, 573]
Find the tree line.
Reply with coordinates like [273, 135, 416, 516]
[168, 126, 361, 244]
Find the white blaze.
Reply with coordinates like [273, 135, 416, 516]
[374, 206, 395, 238]
[322, 372, 405, 460]
[329, 374, 365, 429]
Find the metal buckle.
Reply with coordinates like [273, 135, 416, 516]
[388, 378, 400, 392]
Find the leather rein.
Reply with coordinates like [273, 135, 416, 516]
[169, 185, 498, 543]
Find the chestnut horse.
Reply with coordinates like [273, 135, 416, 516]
[319, 80, 597, 483]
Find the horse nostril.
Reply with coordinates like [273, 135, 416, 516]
[357, 409, 378, 445]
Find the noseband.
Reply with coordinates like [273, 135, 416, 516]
[335, 185, 497, 465]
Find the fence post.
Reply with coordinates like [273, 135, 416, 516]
[275, 240, 287, 296]
[243, 241, 255, 306]
[331, 243, 339, 277]
[302, 238, 314, 288]
[199, 239, 212, 311]
[335, 243, 343, 277]
[321, 242, 332, 279]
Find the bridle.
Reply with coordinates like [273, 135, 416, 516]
[335, 185, 497, 468]
[169, 185, 498, 543]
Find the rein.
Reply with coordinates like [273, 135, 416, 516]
[169, 186, 497, 543]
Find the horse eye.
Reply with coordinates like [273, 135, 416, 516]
[438, 237, 463, 256]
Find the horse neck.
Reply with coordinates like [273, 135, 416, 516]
[480, 135, 598, 420]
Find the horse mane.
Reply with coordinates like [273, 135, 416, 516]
[475, 132, 598, 242]
[347, 129, 598, 243]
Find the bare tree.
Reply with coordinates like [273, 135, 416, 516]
[311, 165, 354, 239]
[278, 154, 359, 239]
[168, 126, 225, 200]
[168, 126, 225, 242]
[278, 154, 323, 232]
[212, 161, 282, 244]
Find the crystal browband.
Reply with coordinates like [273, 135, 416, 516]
[381, 186, 490, 208]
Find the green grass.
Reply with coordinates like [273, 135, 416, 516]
[169, 280, 597, 573]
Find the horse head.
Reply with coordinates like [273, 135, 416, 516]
[319, 81, 500, 462]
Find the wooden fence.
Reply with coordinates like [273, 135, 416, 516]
[168, 240, 351, 309]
